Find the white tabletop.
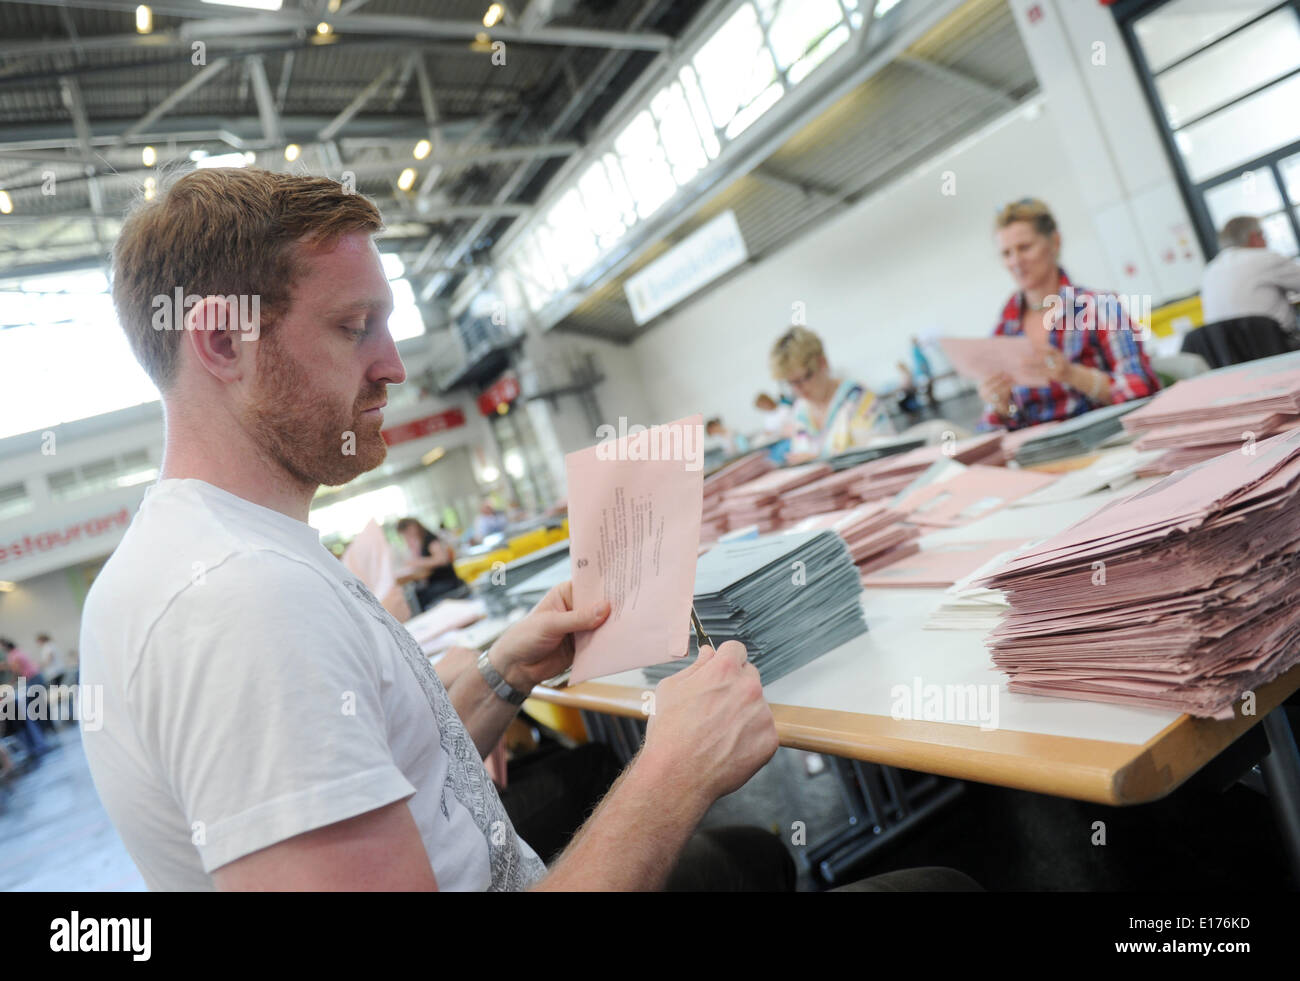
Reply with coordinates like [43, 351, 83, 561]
[597, 478, 1178, 746]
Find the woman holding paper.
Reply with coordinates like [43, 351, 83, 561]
[769, 326, 894, 461]
[977, 198, 1160, 431]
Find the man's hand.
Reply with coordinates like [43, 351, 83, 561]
[486, 581, 610, 692]
[642, 641, 778, 806]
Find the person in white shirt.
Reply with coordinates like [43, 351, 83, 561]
[81, 167, 779, 892]
[1200, 216, 1300, 330]
[36, 632, 68, 684]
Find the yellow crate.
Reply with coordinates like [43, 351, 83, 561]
[522, 698, 589, 744]
[1144, 294, 1204, 338]
[454, 548, 511, 584]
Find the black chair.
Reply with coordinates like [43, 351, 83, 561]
[1180, 315, 1295, 369]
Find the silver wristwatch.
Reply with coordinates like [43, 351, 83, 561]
[476, 650, 530, 707]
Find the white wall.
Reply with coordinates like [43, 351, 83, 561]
[631, 100, 1112, 434]
[0, 563, 89, 660]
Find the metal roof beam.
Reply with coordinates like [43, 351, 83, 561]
[117, 58, 233, 144]
[178, 13, 672, 52]
[246, 55, 285, 144]
[317, 63, 399, 142]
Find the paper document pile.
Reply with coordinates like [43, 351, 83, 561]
[702, 451, 775, 538]
[860, 538, 1029, 588]
[848, 434, 1005, 502]
[1009, 400, 1148, 467]
[894, 464, 1057, 528]
[787, 502, 920, 575]
[1121, 353, 1300, 475]
[976, 427, 1300, 718]
[708, 462, 831, 534]
[825, 434, 926, 470]
[644, 529, 867, 686]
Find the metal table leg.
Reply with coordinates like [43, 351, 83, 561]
[1260, 707, 1300, 885]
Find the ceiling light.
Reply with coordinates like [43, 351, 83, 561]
[413, 139, 431, 160]
[0, 581, 16, 593]
[0, 191, 12, 215]
[142, 145, 156, 166]
[136, 5, 152, 33]
[284, 143, 301, 162]
[483, 3, 504, 28]
[316, 21, 332, 34]
[143, 177, 156, 201]
[243, 151, 256, 164]
[397, 167, 416, 191]
[327, 0, 340, 10]
[199, 0, 283, 10]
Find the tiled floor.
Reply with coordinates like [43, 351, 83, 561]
[0, 728, 146, 891]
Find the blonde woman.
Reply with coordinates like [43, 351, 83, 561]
[769, 326, 892, 462]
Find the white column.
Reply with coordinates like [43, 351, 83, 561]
[1008, 0, 1205, 303]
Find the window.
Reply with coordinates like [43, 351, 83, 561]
[0, 269, 160, 441]
[498, 0, 872, 315]
[760, 0, 852, 84]
[692, 4, 782, 138]
[1123, 0, 1300, 258]
[1134, 0, 1280, 72]
[1177, 73, 1300, 182]
[650, 82, 711, 186]
[379, 253, 427, 342]
[0, 482, 32, 522]
[1154, 9, 1300, 126]
[47, 449, 157, 504]
[613, 110, 679, 220]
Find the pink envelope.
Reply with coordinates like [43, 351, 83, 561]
[566, 414, 705, 684]
[939, 336, 1050, 387]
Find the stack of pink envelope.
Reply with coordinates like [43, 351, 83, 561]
[775, 467, 872, 524]
[848, 433, 1007, 503]
[714, 462, 832, 533]
[701, 451, 775, 539]
[894, 464, 1058, 528]
[788, 502, 921, 574]
[1122, 353, 1300, 475]
[976, 428, 1300, 719]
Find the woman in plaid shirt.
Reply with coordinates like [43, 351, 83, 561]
[977, 199, 1161, 431]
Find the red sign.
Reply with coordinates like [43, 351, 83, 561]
[0, 508, 131, 566]
[381, 408, 466, 446]
[477, 374, 521, 416]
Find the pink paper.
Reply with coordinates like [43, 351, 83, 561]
[939, 336, 1049, 387]
[566, 414, 705, 684]
[860, 538, 1030, 588]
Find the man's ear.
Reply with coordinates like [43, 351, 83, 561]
[184, 296, 247, 383]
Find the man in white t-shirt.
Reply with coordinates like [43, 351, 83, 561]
[1201, 216, 1300, 330]
[82, 167, 778, 891]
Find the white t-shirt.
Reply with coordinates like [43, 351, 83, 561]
[1201, 246, 1300, 329]
[79, 478, 544, 891]
[40, 641, 67, 675]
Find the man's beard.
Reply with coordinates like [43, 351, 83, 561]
[246, 332, 387, 489]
